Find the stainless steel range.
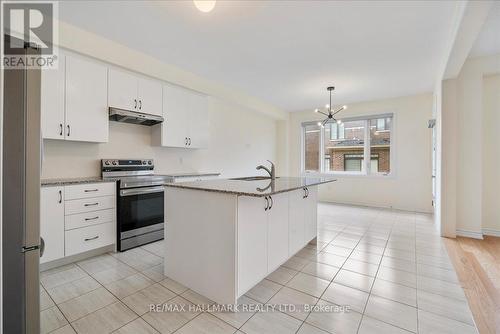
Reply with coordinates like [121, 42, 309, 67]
[102, 159, 173, 251]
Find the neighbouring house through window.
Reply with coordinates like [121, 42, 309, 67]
[302, 114, 393, 175]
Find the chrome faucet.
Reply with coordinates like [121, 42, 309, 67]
[256, 160, 276, 180]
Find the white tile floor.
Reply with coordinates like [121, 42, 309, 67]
[40, 203, 478, 334]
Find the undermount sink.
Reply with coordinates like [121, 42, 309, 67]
[229, 176, 279, 181]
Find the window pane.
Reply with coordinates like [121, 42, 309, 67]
[304, 124, 320, 172]
[370, 117, 391, 174]
[324, 120, 365, 172]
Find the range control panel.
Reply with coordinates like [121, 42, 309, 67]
[101, 159, 153, 167]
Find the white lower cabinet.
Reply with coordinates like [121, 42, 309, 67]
[40, 187, 65, 264]
[64, 195, 115, 215]
[304, 187, 318, 242]
[237, 189, 315, 296]
[65, 222, 115, 256]
[65, 208, 115, 230]
[237, 196, 268, 295]
[40, 182, 116, 264]
[289, 189, 306, 255]
[267, 193, 289, 271]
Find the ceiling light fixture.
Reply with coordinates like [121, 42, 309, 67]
[193, 0, 216, 13]
[315, 86, 347, 127]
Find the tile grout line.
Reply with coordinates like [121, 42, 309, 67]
[298, 217, 369, 334]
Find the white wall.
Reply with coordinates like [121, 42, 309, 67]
[440, 54, 500, 237]
[482, 74, 500, 233]
[287, 94, 434, 213]
[42, 97, 277, 179]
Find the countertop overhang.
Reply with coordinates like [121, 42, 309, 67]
[41, 172, 221, 187]
[163, 176, 336, 197]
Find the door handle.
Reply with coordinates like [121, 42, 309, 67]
[84, 202, 99, 207]
[139, 100, 142, 110]
[264, 196, 269, 211]
[188, 137, 191, 146]
[84, 216, 99, 221]
[134, 98, 137, 109]
[185, 137, 188, 146]
[67, 124, 70, 137]
[303, 188, 307, 199]
[59, 123, 63, 136]
[84, 235, 99, 241]
[305, 188, 309, 198]
[58, 190, 62, 203]
[84, 189, 98, 192]
[269, 196, 273, 210]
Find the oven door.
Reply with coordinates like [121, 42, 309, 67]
[118, 186, 164, 234]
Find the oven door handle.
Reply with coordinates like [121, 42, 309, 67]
[120, 186, 165, 197]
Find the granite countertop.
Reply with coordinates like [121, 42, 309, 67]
[162, 172, 221, 178]
[163, 176, 336, 197]
[41, 177, 118, 187]
[41, 172, 221, 187]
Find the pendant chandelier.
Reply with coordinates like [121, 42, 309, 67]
[315, 86, 347, 127]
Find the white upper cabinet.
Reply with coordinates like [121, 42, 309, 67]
[108, 68, 162, 116]
[41, 55, 65, 140]
[41, 52, 108, 143]
[108, 69, 138, 111]
[65, 55, 108, 143]
[188, 92, 209, 149]
[137, 77, 163, 116]
[152, 83, 209, 149]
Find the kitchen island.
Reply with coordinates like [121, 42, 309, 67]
[163, 176, 335, 305]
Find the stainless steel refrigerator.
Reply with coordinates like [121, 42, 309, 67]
[2, 34, 42, 334]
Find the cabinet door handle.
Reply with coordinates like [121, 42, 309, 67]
[188, 137, 191, 146]
[134, 98, 137, 109]
[303, 188, 306, 199]
[40, 237, 45, 257]
[85, 216, 99, 221]
[58, 190, 62, 203]
[139, 100, 142, 110]
[84, 189, 98, 192]
[67, 124, 70, 137]
[59, 123, 63, 136]
[269, 196, 273, 210]
[84, 235, 99, 241]
[305, 188, 309, 198]
[185, 137, 188, 146]
[84, 202, 99, 207]
[264, 196, 269, 211]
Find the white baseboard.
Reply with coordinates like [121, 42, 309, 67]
[482, 228, 500, 237]
[456, 229, 484, 239]
[318, 200, 433, 214]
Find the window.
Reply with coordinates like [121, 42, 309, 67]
[324, 119, 365, 173]
[302, 114, 393, 176]
[303, 123, 321, 172]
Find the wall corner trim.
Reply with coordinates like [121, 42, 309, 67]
[482, 228, 500, 237]
[455, 229, 484, 239]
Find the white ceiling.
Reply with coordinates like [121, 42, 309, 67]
[469, 2, 500, 58]
[59, 1, 458, 112]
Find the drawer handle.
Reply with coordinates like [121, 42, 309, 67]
[85, 216, 99, 221]
[84, 236, 99, 241]
[84, 189, 99, 192]
[84, 202, 99, 207]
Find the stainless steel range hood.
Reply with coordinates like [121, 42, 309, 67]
[109, 107, 164, 126]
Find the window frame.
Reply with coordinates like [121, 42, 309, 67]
[301, 112, 395, 178]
